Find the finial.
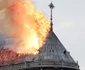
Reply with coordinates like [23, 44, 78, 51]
[49, 2, 55, 31]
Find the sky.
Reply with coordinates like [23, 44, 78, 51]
[0, 0, 85, 70]
[32, 0, 85, 70]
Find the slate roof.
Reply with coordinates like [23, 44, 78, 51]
[38, 31, 79, 69]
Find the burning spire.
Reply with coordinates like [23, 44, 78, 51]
[49, 2, 55, 31]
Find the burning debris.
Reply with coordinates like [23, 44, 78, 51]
[0, 48, 20, 65]
[0, 48, 37, 66]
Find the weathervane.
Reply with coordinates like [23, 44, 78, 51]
[49, 1, 55, 31]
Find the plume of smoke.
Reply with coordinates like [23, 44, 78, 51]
[0, 0, 33, 37]
[0, 0, 14, 10]
[0, 0, 50, 54]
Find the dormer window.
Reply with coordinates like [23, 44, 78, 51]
[63, 50, 66, 54]
[50, 49, 54, 52]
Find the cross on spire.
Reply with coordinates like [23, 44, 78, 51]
[49, 2, 55, 31]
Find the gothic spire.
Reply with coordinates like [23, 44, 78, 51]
[49, 1, 55, 31]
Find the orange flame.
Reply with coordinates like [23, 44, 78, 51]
[0, 0, 51, 55]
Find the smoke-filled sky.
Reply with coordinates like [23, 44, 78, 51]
[0, 0, 85, 70]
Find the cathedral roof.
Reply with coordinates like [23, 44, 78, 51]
[37, 31, 79, 69]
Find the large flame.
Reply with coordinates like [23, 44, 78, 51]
[0, 0, 51, 55]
